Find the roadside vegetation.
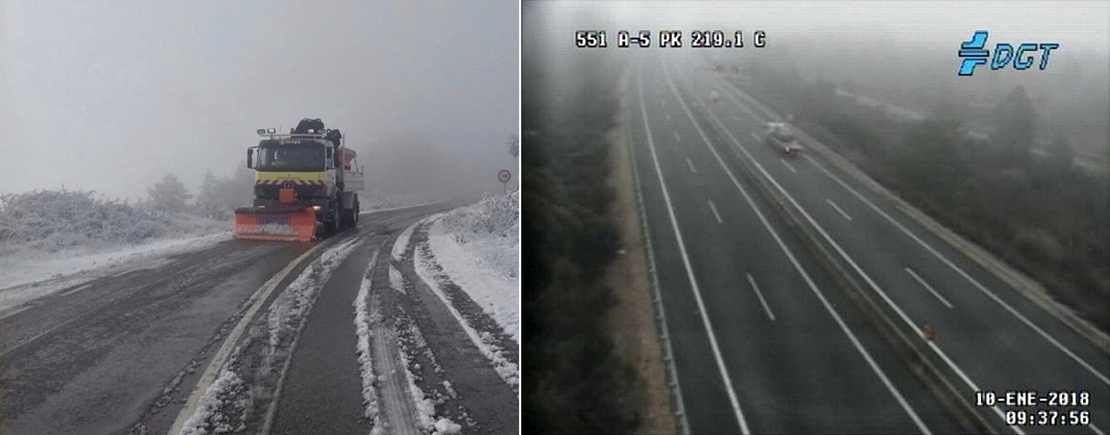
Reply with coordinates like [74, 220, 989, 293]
[730, 64, 1110, 329]
[522, 51, 639, 432]
[0, 166, 253, 257]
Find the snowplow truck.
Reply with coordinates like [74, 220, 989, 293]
[234, 118, 364, 242]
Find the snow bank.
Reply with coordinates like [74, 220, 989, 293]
[434, 418, 463, 434]
[389, 263, 406, 294]
[408, 378, 437, 432]
[391, 217, 422, 261]
[179, 367, 244, 435]
[354, 251, 384, 431]
[415, 193, 519, 387]
[427, 193, 519, 342]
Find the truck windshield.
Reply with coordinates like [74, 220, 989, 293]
[257, 144, 325, 171]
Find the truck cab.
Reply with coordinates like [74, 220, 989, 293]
[241, 126, 363, 238]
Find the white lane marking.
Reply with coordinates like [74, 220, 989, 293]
[803, 153, 1110, 387]
[674, 130, 681, 142]
[826, 198, 853, 221]
[628, 88, 693, 435]
[638, 66, 751, 434]
[0, 306, 32, 324]
[905, 267, 954, 309]
[701, 88, 1014, 435]
[707, 199, 724, 224]
[745, 273, 776, 321]
[661, 60, 931, 435]
[1090, 422, 1105, 435]
[749, 132, 761, 142]
[686, 158, 697, 174]
[780, 158, 798, 174]
[169, 239, 333, 434]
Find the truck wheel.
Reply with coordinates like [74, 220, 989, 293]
[342, 208, 356, 229]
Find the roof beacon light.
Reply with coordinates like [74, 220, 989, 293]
[256, 129, 266, 135]
[267, 128, 277, 134]
[307, 129, 315, 134]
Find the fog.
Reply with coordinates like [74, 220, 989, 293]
[1, 0, 519, 201]
[527, 0, 1109, 155]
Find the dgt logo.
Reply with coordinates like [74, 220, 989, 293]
[957, 31, 1059, 76]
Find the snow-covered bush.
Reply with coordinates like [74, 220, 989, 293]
[439, 192, 519, 245]
[435, 191, 519, 280]
[0, 189, 168, 251]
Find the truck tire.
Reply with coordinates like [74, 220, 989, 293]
[342, 208, 356, 230]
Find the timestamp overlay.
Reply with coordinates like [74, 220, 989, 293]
[976, 390, 1099, 432]
[573, 29, 768, 49]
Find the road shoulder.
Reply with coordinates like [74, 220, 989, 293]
[607, 62, 677, 435]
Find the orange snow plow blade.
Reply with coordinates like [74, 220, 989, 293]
[233, 205, 318, 242]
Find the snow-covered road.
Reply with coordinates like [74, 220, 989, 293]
[0, 200, 518, 435]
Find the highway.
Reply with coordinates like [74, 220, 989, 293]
[0, 202, 518, 434]
[627, 51, 1109, 434]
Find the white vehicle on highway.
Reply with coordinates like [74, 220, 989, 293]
[764, 122, 803, 156]
[707, 90, 720, 106]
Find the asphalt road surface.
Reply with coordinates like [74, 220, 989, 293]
[0, 201, 517, 435]
[626, 51, 1108, 434]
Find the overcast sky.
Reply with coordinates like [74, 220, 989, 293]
[1, 0, 519, 201]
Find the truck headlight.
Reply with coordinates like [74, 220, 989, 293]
[312, 205, 322, 211]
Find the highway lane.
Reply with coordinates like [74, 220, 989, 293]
[667, 52, 1109, 434]
[628, 53, 962, 434]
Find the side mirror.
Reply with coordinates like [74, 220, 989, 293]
[247, 148, 254, 168]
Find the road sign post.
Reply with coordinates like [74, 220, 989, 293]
[498, 169, 511, 194]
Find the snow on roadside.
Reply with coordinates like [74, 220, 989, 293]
[392, 213, 441, 261]
[266, 237, 363, 348]
[177, 236, 362, 435]
[425, 193, 519, 342]
[415, 193, 519, 387]
[435, 418, 463, 434]
[416, 247, 519, 387]
[354, 251, 385, 435]
[0, 232, 228, 313]
[179, 365, 245, 435]
[406, 371, 437, 432]
[389, 263, 406, 294]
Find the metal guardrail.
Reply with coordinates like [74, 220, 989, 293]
[624, 95, 691, 435]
